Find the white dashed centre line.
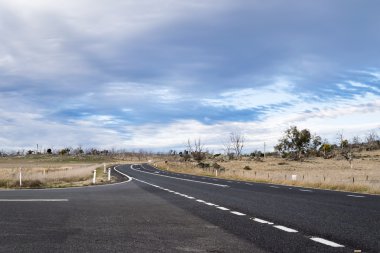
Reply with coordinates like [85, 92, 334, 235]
[299, 189, 313, 192]
[122, 166, 348, 249]
[310, 237, 344, 247]
[274, 225, 298, 233]
[347, 195, 365, 198]
[251, 218, 274, 225]
[230, 211, 246, 216]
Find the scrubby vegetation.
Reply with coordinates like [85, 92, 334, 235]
[0, 127, 379, 192]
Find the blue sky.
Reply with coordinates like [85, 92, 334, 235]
[0, 0, 379, 152]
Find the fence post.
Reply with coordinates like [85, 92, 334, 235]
[93, 170, 96, 184]
[108, 168, 111, 181]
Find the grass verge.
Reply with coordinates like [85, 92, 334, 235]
[154, 162, 380, 195]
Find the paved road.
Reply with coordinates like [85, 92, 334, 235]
[118, 164, 380, 253]
[0, 164, 379, 252]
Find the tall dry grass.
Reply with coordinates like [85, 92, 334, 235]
[155, 150, 380, 194]
[0, 163, 103, 188]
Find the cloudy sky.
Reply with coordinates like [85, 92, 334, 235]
[1, 0, 379, 152]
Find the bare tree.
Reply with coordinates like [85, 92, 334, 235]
[187, 138, 206, 162]
[336, 130, 354, 168]
[365, 130, 379, 150]
[229, 132, 245, 159]
[336, 130, 346, 149]
[352, 135, 361, 147]
[222, 141, 234, 160]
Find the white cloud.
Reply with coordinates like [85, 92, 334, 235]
[120, 88, 380, 152]
[202, 79, 297, 110]
[347, 81, 369, 88]
[347, 80, 380, 92]
[0, 0, 231, 79]
[1, 1, 380, 152]
[104, 82, 184, 104]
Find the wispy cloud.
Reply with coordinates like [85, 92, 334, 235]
[0, 1, 380, 151]
[202, 79, 297, 110]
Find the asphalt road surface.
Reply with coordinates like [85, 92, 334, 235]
[0, 164, 379, 252]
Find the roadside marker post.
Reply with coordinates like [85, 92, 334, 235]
[93, 170, 96, 184]
[103, 163, 106, 173]
[108, 168, 111, 181]
[19, 168, 22, 187]
[291, 175, 297, 181]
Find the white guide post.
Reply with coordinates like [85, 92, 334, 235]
[93, 169, 96, 184]
[19, 168, 22, 187]
[108, 168, 111, 181]
[103, 163, 106, 173]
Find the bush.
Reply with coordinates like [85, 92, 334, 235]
[23, 180, 44, 188]
[212, 162, 221, 169]
[59, 148, 70, 155]
[243, 165, 252, 170]
[197, 162, 210, 168]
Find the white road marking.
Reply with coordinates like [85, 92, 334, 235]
[230, 211, 246, 216]
[114, 166, 133, 182]
[299, 189, 313, 192]
[347, 195, 365, 198]
[251, 218, 274, 225]
[270, 186, 280, 189]
[273, 225, 298, 233]
[132, 165, 229, 188]
[310, 237, 344, 247]
[117, 168, 349, 249]
[245, 183, 253, 186]
[0, 199, 68, 202]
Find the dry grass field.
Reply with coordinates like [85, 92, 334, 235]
[154, 150, 380, 194]
[0, 155, 119, 188]
[0, 153, 160, 188]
